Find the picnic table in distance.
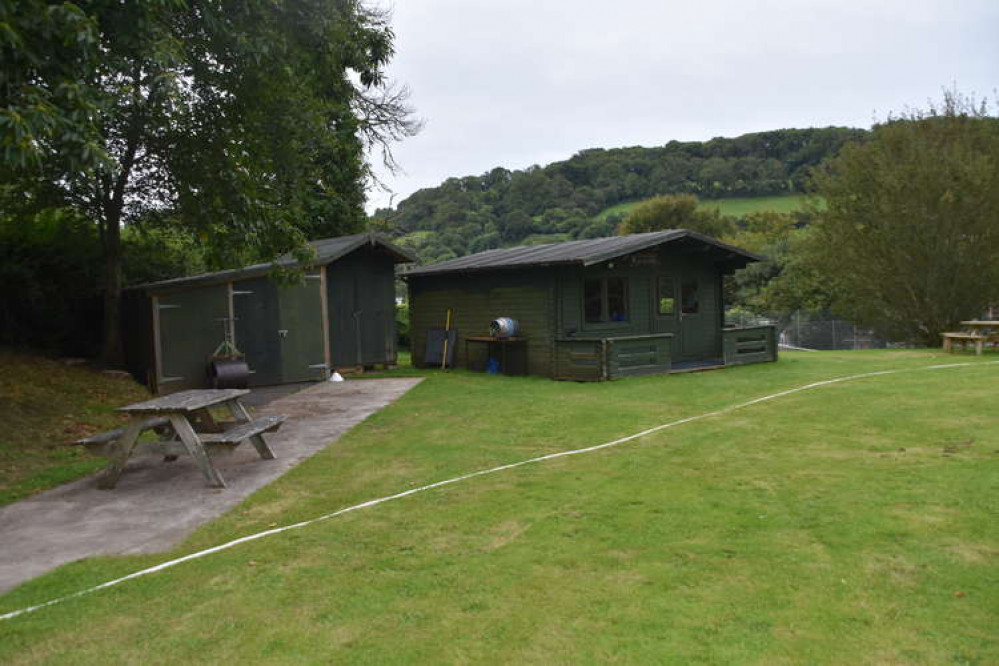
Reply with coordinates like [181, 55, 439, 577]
[941, 320, 999, 355]
[77, 389, 285, 489]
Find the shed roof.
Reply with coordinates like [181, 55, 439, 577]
[404, 230, 761, 278]
[132, 232, 416, 293]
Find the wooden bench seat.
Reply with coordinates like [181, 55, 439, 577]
[941, 332, 999, 355]
[75, 417, 173, 456]
[200, 415, 286, 445]
[76, 415, 285, 459]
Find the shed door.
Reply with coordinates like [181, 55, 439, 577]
[358, 265, 396, 364]
[157, 285, 230, 390]
[233, 278, 282, 386]
[328, 270, 362, 367]
[234, 275, 325, 386]
[277, 273, 326, 382]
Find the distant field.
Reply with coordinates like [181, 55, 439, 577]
[598, 194, 817, 221]
[521, 233, 570, 246]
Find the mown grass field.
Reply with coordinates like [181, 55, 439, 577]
[1, 350, 997, 663]
[598, 194, 816, 221]
[0, 351, 150, 505]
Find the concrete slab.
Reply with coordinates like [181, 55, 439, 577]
[0, 377, 422, 594]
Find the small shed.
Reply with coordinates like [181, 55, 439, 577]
[405, 230, 776, 380]
[123, 233, 415, 393]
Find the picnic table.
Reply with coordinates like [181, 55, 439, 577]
[80, 389, 285, 490]
[941, 320, 999, 355]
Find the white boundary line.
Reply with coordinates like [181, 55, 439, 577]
[2, 359, 996, 622]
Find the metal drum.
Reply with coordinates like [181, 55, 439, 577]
[489, 317, 520, 338]
[208, 358, 251, 389]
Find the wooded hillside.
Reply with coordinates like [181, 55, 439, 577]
[373, 127, 866, 264]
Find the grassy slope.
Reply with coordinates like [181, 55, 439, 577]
[396, 195, 810, 256]
[598, 194, 813, 221]
[2, 351, 998, 663]
[0, 351, 150, 505]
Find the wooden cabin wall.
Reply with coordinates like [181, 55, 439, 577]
[555, 246, 724, 363]
[408, 271, 555, 375]
[121, 289, 156, 391]
[555, 263, 655, 339]
[326, 245, 399, 368]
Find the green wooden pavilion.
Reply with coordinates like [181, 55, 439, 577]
[123, 233, 415, 393]
[405, 230, 776, 380]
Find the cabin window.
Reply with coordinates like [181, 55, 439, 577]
[583, 277, 629, 324]
[657, 277, 675, 315]
[681, 279, 699, 314]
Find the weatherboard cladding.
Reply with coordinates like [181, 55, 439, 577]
[131, 232, 416, 294]
[122, 233, 414, 392]
[403, 230, 762, 277]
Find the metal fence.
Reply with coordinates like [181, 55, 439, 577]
[727, 310, 888, 351]
[779, 311, 888, 351]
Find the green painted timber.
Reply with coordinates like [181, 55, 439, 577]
[233, 277, 282, 386]
[554, 247, 722, 364]
[723, 325, 778, 365]
[409, 270, 555, 375]
[554, 333, 673, 381]
[327, 246, 399, 368]
[407, 240, 766, 381]
[277, 273, 326, 382]
[232, 275, 326, 385]
[607, 334, 673, 378]
[553, 338, 604, 381]
[156, 284, 230, 390]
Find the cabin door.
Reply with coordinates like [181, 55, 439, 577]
[652, 273, 681, 355]
[654, 270, 718, 362]
[678, 270, 721, 361]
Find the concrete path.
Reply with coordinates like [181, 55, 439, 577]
[0, 377, 422, 594]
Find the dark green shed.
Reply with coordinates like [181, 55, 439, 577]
[405, 230, 776, 380]
[123, 233, 415, 393]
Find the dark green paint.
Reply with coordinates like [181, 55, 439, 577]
[408, 239, 775, 381]
[327, 246, 398, 368]
[157, 285, 230, 390]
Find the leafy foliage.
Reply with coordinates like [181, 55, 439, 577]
[1, 0, 416, 360]
[807, 93, 999, 344]
[723, 211, 834, 322]
[0, 192, 206, 355]
[617, 194, 736, 238]
[374, 127, 865, 265]
[0, 0, 104, 171]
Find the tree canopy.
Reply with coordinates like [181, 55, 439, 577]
[1, 0, 417, 360]
[616, 194, 735, 238]
[374, 127, 866, 264]
[806, 93, 999, 344]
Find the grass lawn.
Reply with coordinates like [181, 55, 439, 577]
[0, 351, 150, 506]
[2, 350, 998, 663]
[597, 194, 818, 221]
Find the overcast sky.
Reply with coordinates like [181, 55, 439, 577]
[366, 0, 998, 211]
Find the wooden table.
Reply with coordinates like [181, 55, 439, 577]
[959, 320, 999, 332]
[98, 389, 280, 490]
[942, 321, 999, 355]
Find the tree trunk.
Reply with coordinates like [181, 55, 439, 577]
[100, 208, 124, 365]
